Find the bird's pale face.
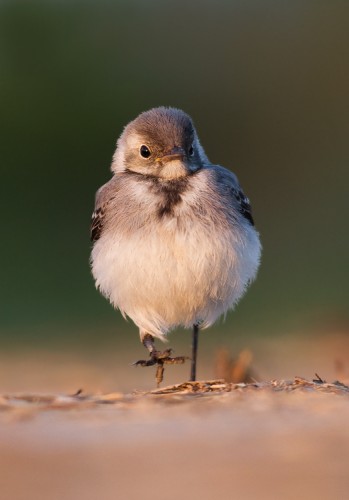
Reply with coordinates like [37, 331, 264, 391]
[112, 107, 208, 179]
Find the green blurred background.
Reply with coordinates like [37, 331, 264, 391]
[1, 0, 348, 361]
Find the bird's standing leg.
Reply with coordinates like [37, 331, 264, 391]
[134, 332, 188, 386]
[190, 324, 199, 381]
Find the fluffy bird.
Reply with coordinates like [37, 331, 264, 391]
[90, 107, 261, 385]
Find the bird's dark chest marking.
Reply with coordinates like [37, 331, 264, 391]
[150, 178, 189, 218]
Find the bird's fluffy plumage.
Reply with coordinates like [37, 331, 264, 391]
[90, 107, 261, 340]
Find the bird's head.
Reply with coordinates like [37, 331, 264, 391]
[112, 107, 209, 179]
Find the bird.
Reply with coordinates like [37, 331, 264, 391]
[90, 107, 261, 386]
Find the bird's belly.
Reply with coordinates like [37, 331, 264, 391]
[91, 219, 260, 338]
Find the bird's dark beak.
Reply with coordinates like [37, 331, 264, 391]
[157, 146, 186, 163]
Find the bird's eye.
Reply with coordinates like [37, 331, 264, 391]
[189, 145, 194, 156]
[140, 145, 151, 158]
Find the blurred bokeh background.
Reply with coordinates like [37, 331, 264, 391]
[1, 0, 348, 391]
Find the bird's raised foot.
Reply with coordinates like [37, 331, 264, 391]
[133, 349, 189, 386]
[133, 348, 187, 366]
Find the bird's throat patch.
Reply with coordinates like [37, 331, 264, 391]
[154, 177, 189, 218]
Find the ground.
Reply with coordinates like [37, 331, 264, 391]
[1, 332, 349, 500]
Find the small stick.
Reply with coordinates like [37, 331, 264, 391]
[71, 388, 83, 397]
[314, 373, 325, 383]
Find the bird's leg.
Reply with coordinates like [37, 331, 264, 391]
[190, 324, 199, 381]
[142, 333, 158, 358]
[134, 333, 188, 386]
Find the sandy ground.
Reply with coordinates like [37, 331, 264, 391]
[1, 332, 349, 500]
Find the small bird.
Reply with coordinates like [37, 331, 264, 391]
[90, 107, 261, 386]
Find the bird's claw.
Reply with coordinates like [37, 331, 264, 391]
[133, 349, 189, 386]
[133, 359, 157, 367]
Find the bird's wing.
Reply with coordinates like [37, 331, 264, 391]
[231, 185, 254, 226]
[90, 180, 116, 242]
[212, 165, 255, 226]
[90, 205, 107, 242]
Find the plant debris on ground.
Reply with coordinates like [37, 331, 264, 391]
[0, 376, 348, 415]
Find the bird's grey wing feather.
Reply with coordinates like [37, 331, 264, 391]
[90, 206, 107, 242]
[231, 186, 254, 225]
[90, 179, 117, 242]
[212, 165, 255, 226]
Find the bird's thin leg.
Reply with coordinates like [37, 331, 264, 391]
[190, 324, 199, 381]
[142, 333, 157, 355]
[134, 332, 188, 386]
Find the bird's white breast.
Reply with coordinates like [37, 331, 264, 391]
[91, 173, 261, 339]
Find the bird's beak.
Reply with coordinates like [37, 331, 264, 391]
[156, 146, 191, 179]
[156, 146, 186, 163]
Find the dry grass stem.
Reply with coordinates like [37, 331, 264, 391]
[0, 376, 348, 417]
